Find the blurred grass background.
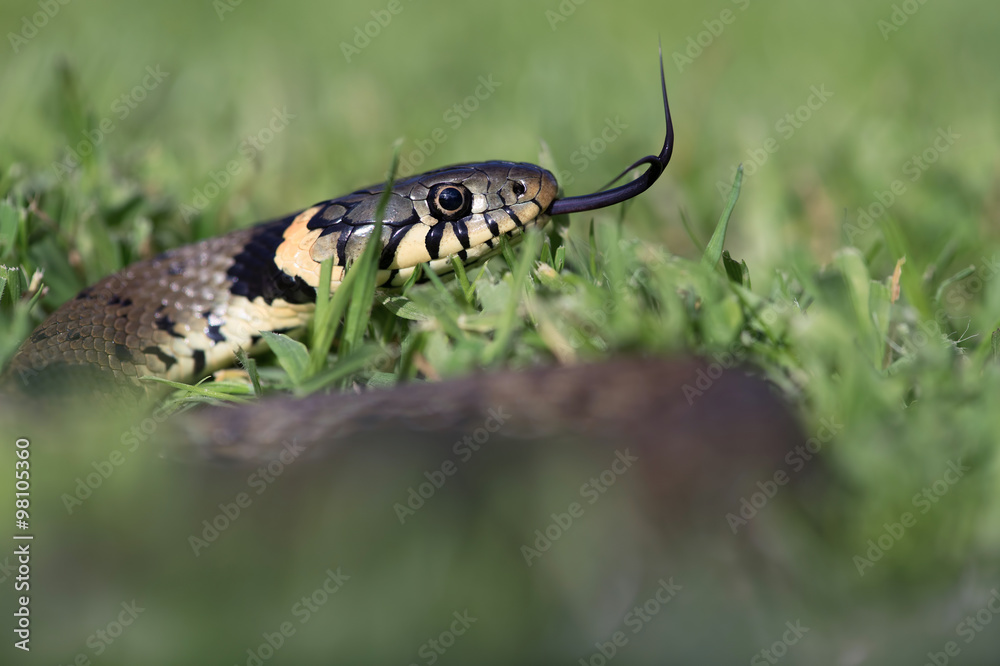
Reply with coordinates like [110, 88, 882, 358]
[2, 0, 1000, 664]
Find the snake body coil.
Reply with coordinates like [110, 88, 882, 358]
[5, 163, 557, 392]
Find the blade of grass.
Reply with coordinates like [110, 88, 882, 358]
[261, 331, 310, 385]
[702, 164, 743, 269]
[499, 233, 519, 270]
[933, 265, 976, 306]
[309, 255, 339, 373]
[722, 250, 744, 285]
[483, 229, 543, 365]
[309, 142, 401, 374]
[234, 346, 263, 397]
[880, 216, 932, 319]
[400, 263, 423, 295]
[141, 376, 254, 402]
[587, 219, 598, 278]
[416, 263, 467, 341]
[340, 142, 402, 357]
[678, 207, 705, 253]
[296, 343, 383, 395]
[450, 255, 475, 305]
[0, 201, 20, 262]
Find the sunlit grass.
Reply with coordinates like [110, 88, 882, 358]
[2, 1, 1000, 661]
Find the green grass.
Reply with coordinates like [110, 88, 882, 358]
[3, 0, 1000, 663]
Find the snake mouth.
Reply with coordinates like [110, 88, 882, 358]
[547, 46, 674, 217]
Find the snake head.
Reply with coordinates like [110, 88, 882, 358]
[274, 161, 557, 289]
[274, 48, 670, 292]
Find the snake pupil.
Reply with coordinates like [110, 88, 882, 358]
[438, 187, 464, 212]
[512, 182, 526, 197]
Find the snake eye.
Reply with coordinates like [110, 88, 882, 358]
[428, 184, 472, 221]
[512, 181, 526, 197]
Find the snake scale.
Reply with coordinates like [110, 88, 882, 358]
[2, 54, 802, 467]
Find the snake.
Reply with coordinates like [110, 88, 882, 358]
[2, 56, 675, 399]
[0, 52, 805, 515]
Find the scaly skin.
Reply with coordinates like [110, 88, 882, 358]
[3, 162, 557, 395]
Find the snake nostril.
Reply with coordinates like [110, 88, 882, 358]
[512, 181, 526, 198]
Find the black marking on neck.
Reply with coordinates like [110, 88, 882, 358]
[142, 346, 178, 371]
[227, 217, 317, 305]
[201, 311, 227, 344]
[335, 227, 352, 265]
[453, 219, 470, 249]
[192, 349, 206, 376]
[154, 307, 185, 339]
[205, 322, 226, 343]
[380, 226, 412, 269]
[425, 223, 445, 259]
[484, 214, 500, 237]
